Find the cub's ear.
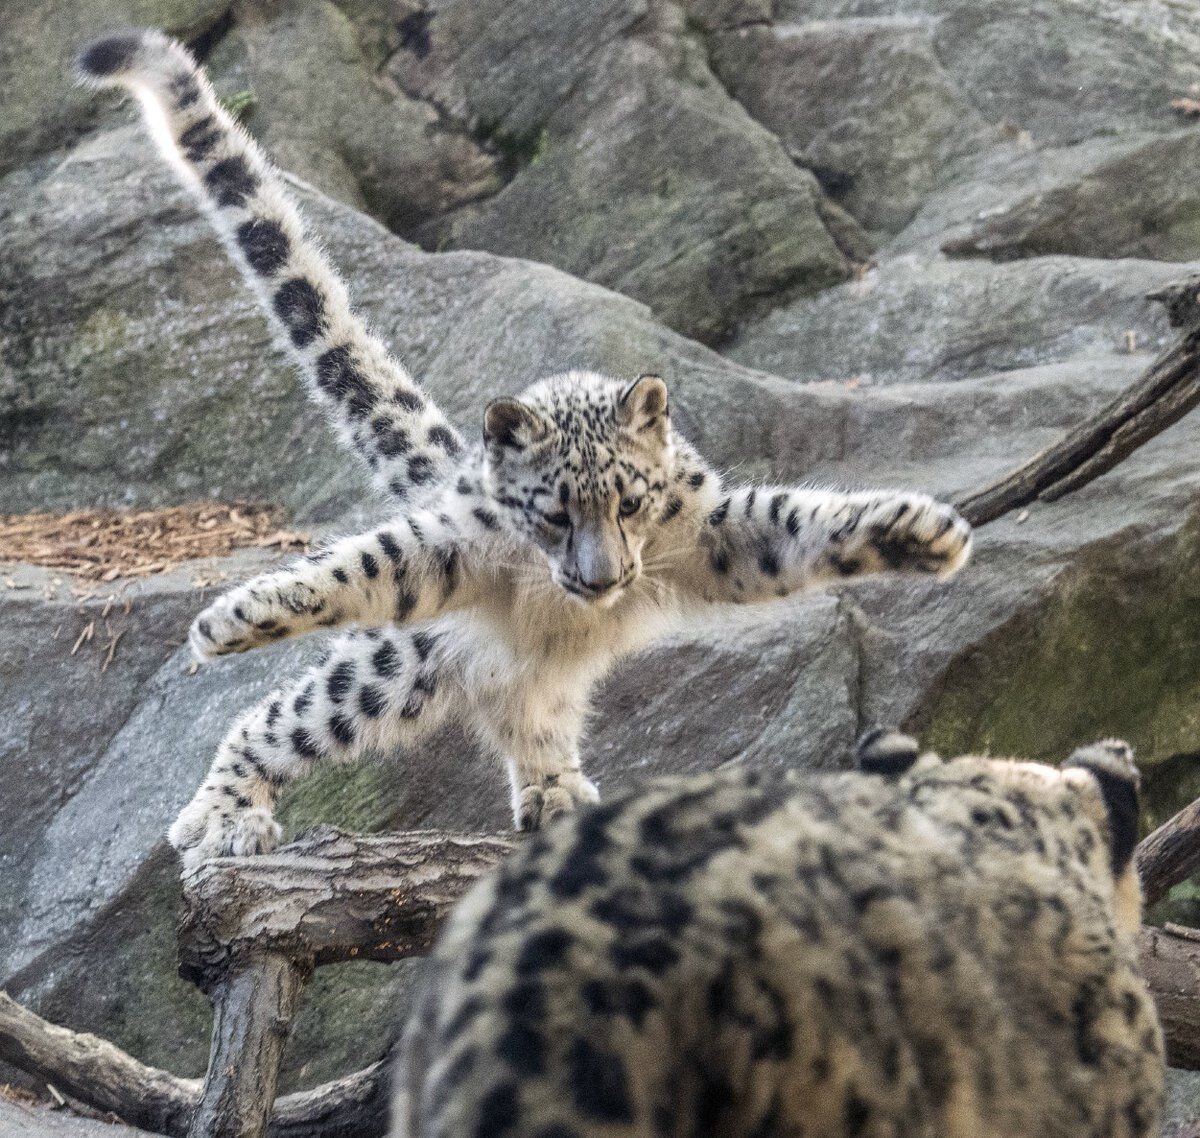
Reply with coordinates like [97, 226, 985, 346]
[1062, 740, 1139, 875]
[856, 728, 922, 776]
[619, 374, 669, 438]
[484, 399, 549, 451]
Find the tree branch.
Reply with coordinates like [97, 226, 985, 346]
[177, 827, 513, 991]
[1138, 797, 1200, 910]
[956, 323, 1200, 526]
[1140, 926, 1200, 1070]
[0, 991, 388, 1137]
[5, 808, 1200, 1136]
[5, 926, 1198, 1138]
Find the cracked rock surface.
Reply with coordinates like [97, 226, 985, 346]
[4, 0, 1200, 1123]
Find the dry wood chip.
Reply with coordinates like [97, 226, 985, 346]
[0, 503, 308, 582]
[70, 621, 95, 656]
[101, 629, 125, 674]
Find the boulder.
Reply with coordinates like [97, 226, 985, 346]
[772, 0, 1200, 147]
[727, 253, 1185, 386]
[0, 1100, 154, 1138]
[202, 0, 501, 235]
[710, 17, 988, 234]
[942, 128, 1200, 263]
[391, 0, 862, 341]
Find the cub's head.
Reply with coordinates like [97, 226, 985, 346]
[482, 371, 674, 606]
[856, 730, 1143, 931]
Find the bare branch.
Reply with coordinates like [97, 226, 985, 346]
[1138, 797, 1200, 910]
[1140, 926, 1200, 1070]
[177, 827, 513, 991]
[957, 325, 1200, 526]
[0, 991, 388, 1137]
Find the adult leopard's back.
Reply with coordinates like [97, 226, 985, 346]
[395, 735, 1163, 1137]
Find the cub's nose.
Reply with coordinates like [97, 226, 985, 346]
[579, 573, 620, 596]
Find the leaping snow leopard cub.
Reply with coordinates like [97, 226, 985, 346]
[80, 31, 973, 869]
[396, 735, 1163, 1138]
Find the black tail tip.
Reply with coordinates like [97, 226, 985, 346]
[78, 31, 143, 78]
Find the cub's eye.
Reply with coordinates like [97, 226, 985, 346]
[619, 495, 643, 518]
[544, 511, 570, 528]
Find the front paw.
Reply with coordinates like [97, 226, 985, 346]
[514, 771, 600, 831]
[867, 497, 972, 579]
[168, 800, 282, 872]
[189, 592, 270, 660]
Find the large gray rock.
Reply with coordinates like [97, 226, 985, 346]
[0, 1101, 154, 1138]
[0, 0, 228, 178]
[203, 0, 501, 235]
[942, 127, 1200, 263]
[710, 17, 989, 234]
[393, 0, 862, 342]
[772, 0, 1200, 146]
[727, 253, 1185, 386]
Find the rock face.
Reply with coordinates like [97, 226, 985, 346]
[393, 0, 861, 342]
[4, 0, 1200, 1128]
[0, 1100, 153, 1138]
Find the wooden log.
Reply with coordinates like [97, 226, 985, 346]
[1138, 797, 1200, 910]
[177, 827, 513, 991]
[187, 953, 309, 1138]
[957, 324, 1200, 526]
[174, 828, 512, 1138]
[0, 991, 388, 1136]
[0, 991, 198, 1134]
[1140, 926, 1200, 1069]
[5, 928, 1199, 1138]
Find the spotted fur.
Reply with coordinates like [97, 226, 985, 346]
[397, 739, 1163, 1138]
[81, 32, 974, 869]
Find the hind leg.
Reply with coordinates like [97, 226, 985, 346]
[169, 627, 448, 871]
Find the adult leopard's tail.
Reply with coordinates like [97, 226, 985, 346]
[78, 30, 464, 501]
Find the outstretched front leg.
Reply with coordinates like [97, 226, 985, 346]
[190, 506, 491, 659]
[470, 696, 598, 831]
[673, 486, 971, 603]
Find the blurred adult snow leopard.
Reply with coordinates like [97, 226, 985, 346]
[79, 30, 973, 869]
[396, 735, 1163, 1138]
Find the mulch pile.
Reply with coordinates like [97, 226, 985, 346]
[0, 503, 308, 581]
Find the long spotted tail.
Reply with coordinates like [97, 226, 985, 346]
[78, 30, 464, 501]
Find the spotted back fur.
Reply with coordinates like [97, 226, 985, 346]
[396, 738, 1163, 1138]
[80, 32, 974, 869]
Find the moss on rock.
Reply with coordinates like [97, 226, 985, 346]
[922, 522, 1200, 828]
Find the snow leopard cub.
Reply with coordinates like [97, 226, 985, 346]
[80, 32, 973, 870]
[396, 735, 1163, 1138]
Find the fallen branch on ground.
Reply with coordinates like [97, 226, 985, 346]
[0, 991, 387, 1138]
[175, 828, 512, 1137]
[1140, 926, 1200, 1069]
